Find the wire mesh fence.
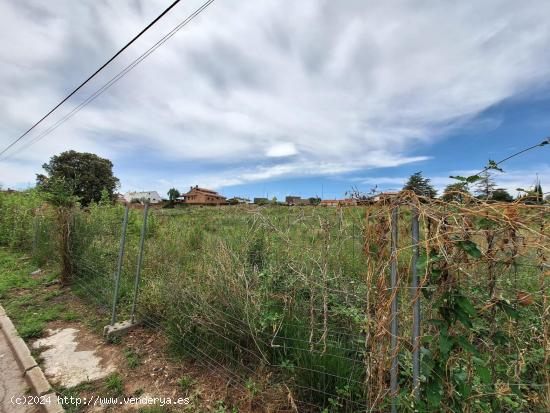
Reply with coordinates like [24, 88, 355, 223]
[0, 190, 548, 412]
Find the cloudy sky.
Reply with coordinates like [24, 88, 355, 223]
[0, 0, 549, 199]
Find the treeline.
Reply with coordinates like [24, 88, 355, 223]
[402, 170, 547, 203]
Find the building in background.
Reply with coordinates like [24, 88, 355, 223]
[320, 198, 357, 207]
[183, 186, 227, 205]
[124, 191, 162, 204]
[227, 197, 250, 205]
[285, 196, 314, 205]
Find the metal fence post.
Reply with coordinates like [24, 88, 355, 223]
[111, 204, 129, 325]
[131, 203, 149, 323]
[390, 206, 399, 413]
[411, 206, 421, 401]
[32, 215, 39, 257]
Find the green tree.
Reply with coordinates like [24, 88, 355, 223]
[441, 182, 470, 203]
[491, 188, 513, 202]
[474, 170, 496, 200]
[167, 188, 180, 201]
[534, 182, 544, 203]
[308, 197, 321, 205]
[403, 172, 437, 198]
[37, 151, 119, 206]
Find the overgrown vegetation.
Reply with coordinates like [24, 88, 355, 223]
[0, 189, 548, 412]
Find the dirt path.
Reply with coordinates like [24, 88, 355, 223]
[0, 332, 40, 413]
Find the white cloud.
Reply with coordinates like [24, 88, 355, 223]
[1, 0, 550, 190]
[266, 142, 298, 158]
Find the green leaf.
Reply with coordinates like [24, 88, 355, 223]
[456, 240, 482, 259]
[456, 295, 477, 317]
[439, 333, 454, 355]
[486, 159, 504, 172]
[426, 385, 442, 407]
[473, 357, 492, 384]
[493, 331, 509, 345]
[466, 175, 482, 183]
[456, 336, 478, 355]
[455, 307, 473, 329]
[416, 251, 428, 272]
[498, 300, 519, 319]
[476, 365, 492, 384]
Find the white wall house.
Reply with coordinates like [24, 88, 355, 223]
[123, 191, 162, 204]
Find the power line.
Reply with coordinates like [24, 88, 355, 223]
[0, 0, 184, 158]
[3, 0, 215, 161]
[475, 137, 550, 176]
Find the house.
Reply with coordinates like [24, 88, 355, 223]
[253, 197, 269, 205]
[320, 198, 357, 207]
[285, 195, 302, 205]
[227, 197, 250, 205]
[0, 188, 17, 195]
[367, 192, 399, 204]
[124, 191, 162, 204]
[320, 199, 339, 207]
[183, 186, 227, 205]
[285, 196, 313, 206]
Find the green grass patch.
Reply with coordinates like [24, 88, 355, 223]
[123, 347, 141, 368]
[104, 372, 124, 397]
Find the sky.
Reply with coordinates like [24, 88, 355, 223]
[0, 0, 549, 200]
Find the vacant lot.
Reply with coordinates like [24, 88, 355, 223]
[0, 191, 548, 412]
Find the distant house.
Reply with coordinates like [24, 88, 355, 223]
[253, 197, 269, 205]
[320, 198, 357, 207]
[320, 199, 339, 207]
[285, 196, 313, 206]
[227, 197, 250, 205]
[367, 192, 399, 204]
[124, 191, 162, 204]
[183, 186, 227, 205]
[285, 195, 302, 205]
[0, 188, 17, 195]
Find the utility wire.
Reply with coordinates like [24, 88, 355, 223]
[475, 137, 550, 176]
[1, 0, 215, 161]
[0, 0, 182, 158]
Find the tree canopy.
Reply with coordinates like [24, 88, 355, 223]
[403, 172, 437, 198]
[441, 182, 470, 203]
[474, 171, 497, 199]
[36, 151, 119, 206]
[167, 188, 180, 201]
[491, 188, 513, 202]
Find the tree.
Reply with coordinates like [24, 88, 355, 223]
[474, 170, 496, 200]
[491, 188, 513, 202]
[441, 182, 470, 203]
[534, 182, 544, 204]
[167, 188, 180, 201]
[37, 151, 119, 206]
[308, 197, 321, 206]
[403, 172, 437, 198]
